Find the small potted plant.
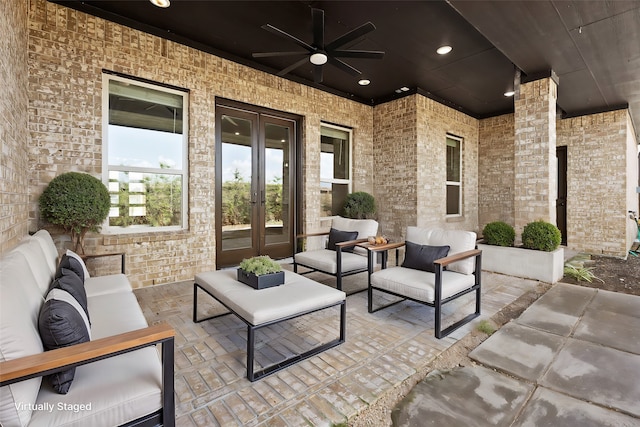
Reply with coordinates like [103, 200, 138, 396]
[237, 256, 285, 289]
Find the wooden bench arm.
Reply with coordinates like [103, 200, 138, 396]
[0, 323, 175, 386]
[335, 238, 368, 248]
[434, 249, 482, 267]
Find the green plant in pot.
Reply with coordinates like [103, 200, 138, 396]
[482, 221, 515, 247]
[342, 192, 376, 219]
[238, 256, 284, 289]
[522, 220, 562, 252]
[39, 172, 110, 254]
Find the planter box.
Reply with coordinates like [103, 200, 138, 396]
[477, 243, 564, 284]
[237, 269, 285, 289]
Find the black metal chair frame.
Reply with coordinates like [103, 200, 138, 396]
[366, 244, 482, 338]
[294, 232, 368, 292]
[193, 282, 346, 381]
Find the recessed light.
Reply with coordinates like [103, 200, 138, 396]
[436, 45, 452, 55]
[504, 91, 515, 97]
[235, 132, 240, 136]
[149, 0, 170, 8]
[358, 79, 371, 86]
[400, 87, 410, 92]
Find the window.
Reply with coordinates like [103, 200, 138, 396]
[103, 74, 188, 232]
[446, 135, 462, 216]
[320, 124, 351, 217]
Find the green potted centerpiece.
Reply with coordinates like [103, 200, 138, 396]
[237, 256, 285, 289]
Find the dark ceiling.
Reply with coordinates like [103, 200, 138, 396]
[52, 0, 640, 140]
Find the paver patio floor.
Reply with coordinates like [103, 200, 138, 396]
[134, 265, 538, 426]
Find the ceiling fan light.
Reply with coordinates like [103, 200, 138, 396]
[436, 45, 452, 55]
[358, 79, 371, 86]
[310, 52, 328, 65]
[149, 0, 170, 7]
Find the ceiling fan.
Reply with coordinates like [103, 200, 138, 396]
[252, 8, 384, 83]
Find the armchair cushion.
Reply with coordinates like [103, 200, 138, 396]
[327, 228, 359, 252]
[295, 249, 368, 275]
[406, 227, 477, 275]
[331, 217, 378, 255]
[402, 242, 450, 273]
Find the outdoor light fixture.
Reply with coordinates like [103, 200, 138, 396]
[149, 0, 170, 8]
[436, 45, 452, 55]
[358, 79, 371, 86]
[504, 90, 515, 97]
[310, 52, 328, 65]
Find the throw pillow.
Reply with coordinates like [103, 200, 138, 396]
[327, 228, 359, 253]
[402, 241, 450, 273]
[55, 254, 86, 283]
[38, 288, 91, 394]
[49, 268, 90, 323]
[65, 249, 90, 279]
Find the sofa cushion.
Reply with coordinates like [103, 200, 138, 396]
[66, 249, 90, 279]
[370, 266, 476, 303]
[14, 238, 56, 295]
[406, 227, 477, 275]
[32, 230, 59, 281]
[85, 274, 133, 298]
[38, 288, 92, 394]
[87, 292, 149, 340]
[56, 254, 86, 283]
[295, 249, 368, 275]
[327, 228, 359, 253]
[0, 251, 45, 426]
[402, 241, 450, 273]
[50, 268, 90, 322]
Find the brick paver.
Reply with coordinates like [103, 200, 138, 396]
[134, 266, 538, 425]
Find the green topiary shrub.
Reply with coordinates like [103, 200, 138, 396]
[521, 220, 562, 252]
[239, 256, 282, 276]
[342, 192, 376, 219]
[39, 172, 110, 254]
[482, 221, 515, 247]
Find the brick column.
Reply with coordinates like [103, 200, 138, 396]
[513, 72, 558, 238]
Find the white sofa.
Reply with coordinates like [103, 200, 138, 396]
[0, 230, 175, 427]
[366, 227, 482, 338]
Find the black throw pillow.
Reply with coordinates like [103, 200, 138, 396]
[402, 241, 450, 273]
[55, 254, 86, 283]
[38, 288, 91, 394]
[327, 228, 359, 253]
[49, 268, 90, 323]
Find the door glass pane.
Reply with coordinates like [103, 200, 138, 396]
[221, 115, 253, 250]
[264, 123, 290, 246]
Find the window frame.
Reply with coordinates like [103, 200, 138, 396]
[446, 134, 463, 217]
[102, 73, 189, 234]
[320, 122, 353, 219]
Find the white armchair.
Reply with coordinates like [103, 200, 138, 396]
[365, 226, 482, 338]
[294, 217, 378, 292]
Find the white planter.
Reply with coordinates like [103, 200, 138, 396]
[477, 243, 564, 284]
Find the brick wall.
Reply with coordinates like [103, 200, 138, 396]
[557, 109, 634, 256]
[1, 0, 29, 253]
[26, 0, 372, 287]
[372, 94, 479, 242]
[478, 114, 515, 229]
[627, 113, 640, 248]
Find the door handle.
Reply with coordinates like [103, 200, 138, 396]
[251, 192, 257, 204]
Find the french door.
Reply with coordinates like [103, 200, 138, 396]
[215, 103, 296, 267]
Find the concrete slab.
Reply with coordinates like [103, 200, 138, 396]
[391, 366, 532, 427]
[574, 308, 640, 355]
[516, 283, 595, 336]
[512, 387, 640, 427]
[540, 338, 640, 417]
[587, 290, 640, 319]
[469, 322, 565, 381]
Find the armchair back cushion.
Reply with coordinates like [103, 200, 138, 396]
[406, 227, 477, 274]
[331, 217, 378, 255]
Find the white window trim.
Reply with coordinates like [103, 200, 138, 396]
[320, 122, 352, 219]
[102, 73, 189, 234]
[446, 134, 463, 217]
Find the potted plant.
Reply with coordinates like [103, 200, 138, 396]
[39, 172, 111, 254]
[478, 220, 564, 283]
[342, 192, 376, 219]
[237, 256, 285, 289]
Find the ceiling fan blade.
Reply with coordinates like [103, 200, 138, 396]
[328, 56, 361, 77]
[325, 22, 376, 51]
[253, 51, 308, 58]
[312, 8, 324, 48]
[277, 56, 310, 77]
[262, 24, 314, 52]
[313, 65, 323, 83]
[331, 50, 385, 59]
